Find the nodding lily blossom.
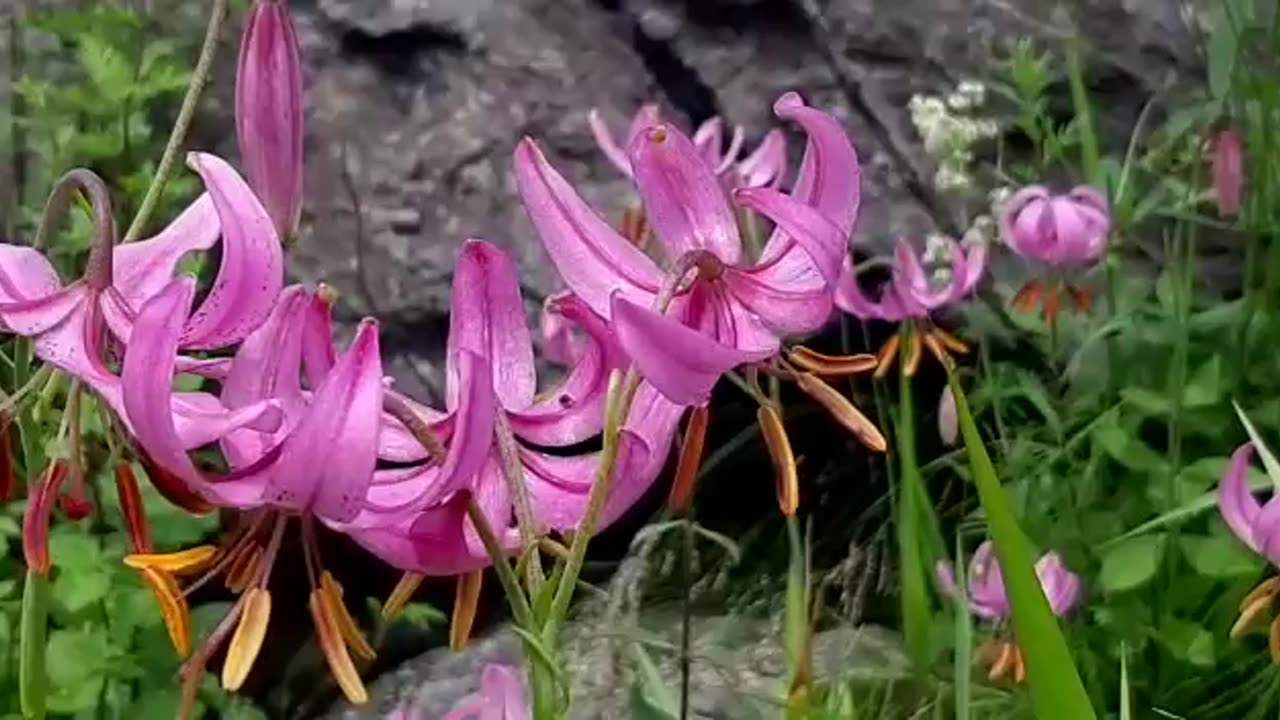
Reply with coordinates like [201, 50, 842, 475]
[0, 153, 282, 386]
[346, 240, 675, 576]
[1219, 442, 1280, 659]
[444, 664, 531, 720]
[236, 0, 304, 240]
[1211, 127, 1244, 217]
[935, 540, 1080, 683]
[999, 185, 1110, 327]
[120, 278, 386, 705]
[836, 238, 985, 377]
[518, 92, 859, 405]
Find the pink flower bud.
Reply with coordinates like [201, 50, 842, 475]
[1211, 127, 1243, 217]
[998, 185, 1110, 266]
[236, 0, 304, 240]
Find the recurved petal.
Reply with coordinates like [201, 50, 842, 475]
[611, 293, 776, 406]
[510, 292, 624, 445]
[966, 540, 1010, 620]
[446, 240, 536, 412]
[628, 124, 742, 264]
[737, 128, 788, 189]
[1220, 443, 1264, 554]
[721, 268, 832, 338]
[524, 428, 652, 533]
[998, 185, 1051, 259]
[349, 493, 516, 576]
[180, 153, 284, 349]
[772, 92, 860, 235]
[834, 258, 902, 322]
[588, 108, 633, 177]
[514, 138, 661, 318]
[734, 187, 844, 283]
[934, 559, 960, 601]
[265, 319, 385, 523]
[0, 244, 63, 306]
[103, 194, 220, 340]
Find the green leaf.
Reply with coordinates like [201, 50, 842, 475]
[1179, 533, 1262, 578]
[1158, 618, 1215, 668]
[52, 567, 111, 614]
[46, 627, 112, 688]
[397, 602, 446, 629]
[1099, 534, 1166, 593]
[1206, 5, 1240, 99]
[48, 530, 102, 571]
[1234, 402, 1280, 491]
[946, 369, 1096, 720]
[0, 515, 21, 536]
[1093, 412, 1168, 473]
[1104, 459, 1270, 545]
[1183, 357, 1225, 408]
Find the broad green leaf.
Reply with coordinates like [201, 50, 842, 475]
[52, 567, 111, 614]
[1120, 387, 1173, 417]
[946, 369, 1096, 720]
[1158, 618, 1215, 668]
[397, 602, 447, 629]
[1093, 411, 1168, 473]
[1179, 533, 1262, 578]
[1183, 357, 1225, 408]
[897, 368, 934, 671]
[48, 529, 100, 571]
[45, 627, 112, 688]
[627, 642, 678, 718]
[0, 515, 21, 536]
[1099, 534, 1166, 593]
[1104, 460, 1270, 545]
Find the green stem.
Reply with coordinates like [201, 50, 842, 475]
[463, 498, 533, 628]
[896, 344, 933, 671]
[494, 412, 546, 591]
[1066, 37, 1100, 187]
[122, 0, 229, 242]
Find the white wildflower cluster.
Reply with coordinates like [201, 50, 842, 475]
[908, 80, 1000, 193]
[923, 232, 955, 289]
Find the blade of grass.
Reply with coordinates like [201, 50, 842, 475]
[1119, 641, 1131, 720]
[897, 346, 935, 671]
[945, 366, 1096, 720]
[953, 537, 972, 720]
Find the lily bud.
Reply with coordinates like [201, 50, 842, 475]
[236, 0, 304, 241]
[1211, 127, 1243, 217]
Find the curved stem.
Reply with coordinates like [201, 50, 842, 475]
[35, 169, 115, 287]
[122, 0, 229, 243]
[494, 412, 545, 590]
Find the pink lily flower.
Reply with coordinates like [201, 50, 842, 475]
[517, 92, 859, 405]
[999, 185, 1110, 327]
[836, 237, 984, 377]
[0, 153, 283, 387]
[346, 241, 681, 577]
[1210, 127, 1243, 217]
[444, 664, 530, 720]
[591, 106, 787, 190]
[935, 540, 1080, 683]
[1217, 440, 1280, 660]
[935, 540, 1080, 621]
[999, 185, 1110, 266]
[237, 0, 305, 240]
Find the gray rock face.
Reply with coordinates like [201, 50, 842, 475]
[323, 614, 908, 719]
[253, 0, 1203, 397]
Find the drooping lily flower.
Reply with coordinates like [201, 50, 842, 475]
[444, 664, 531, 720]
[999, 185, 1110, 327]
[236, 0, 305, 240]
[935, 540, 1080, 683]
[518, 92, 858, 405]
[119, 278, 386, 706]
[1218, 442, 1280, 660]
[836, 237, 985, 377]
[345, 240, 676, 576]
[0, 153, 283, 391]
[1210, 127, 1243, 218]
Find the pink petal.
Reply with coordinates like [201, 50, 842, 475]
[966, 540, 1010, 619]
[514, 138, 661, 317]
[103, 193, 220, 340]
[524, 428, 652, 532]
[735, 187, 845, 283]
[538, 291, 584, 366]
[588, 108, 633, 177]
[610, 293, 775, 406]
[721, 268, 832, 337]
[345, 492, 517, 576]
[692, 116, 726, 168]
[834, 258, 910, 322]
[261, 319, 384, 523]
[1220, 443, 1263, 554]
[737, 128, 788, 189]
[628, 123, 742, 264]
[999, 185, 1052, 260]
[180, 152, 284, 349]
[446, 240, 536, 412]
[509, 293, 624, 445]
[934, 559, 960, 600]
[0, 244, 65, 306]
[1035, 551, 1080, 616]
[772, 92, 860, 235]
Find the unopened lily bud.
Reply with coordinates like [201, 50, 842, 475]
[1211, 127, 1243, 217]
[236, 0, 304, 241]
[938, 387, 958, 446]
[22, 461, 68, 576]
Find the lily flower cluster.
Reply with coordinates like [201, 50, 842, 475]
[1, 0, 915, 711]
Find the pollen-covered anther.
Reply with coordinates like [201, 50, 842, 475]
[1232, 577, 1279, 639]
[873, 334, 901, 380]
[668, 404, 709, 513]
[757, 404, 799, 516]
[786, 346, 879, 377]
[141, 566, 192, 658]
[794, 372, 887, 453]
[222, 587, 272, 691]
[381, 571, 426, 620]
[124, 545, 218, 576]
[319, 572, 376, 662]
[450, 570, 484, 652]
[310, 589, 369, 704]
